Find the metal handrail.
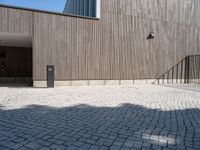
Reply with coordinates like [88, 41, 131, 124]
[152, 55, 200, 84]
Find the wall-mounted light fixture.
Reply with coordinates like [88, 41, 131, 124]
[147, 32, 155, 39]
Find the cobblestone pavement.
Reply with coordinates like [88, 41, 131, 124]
[162, 83, 200, 93]
[0, 85, 200, 150]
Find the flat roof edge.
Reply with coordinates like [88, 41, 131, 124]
[0, 4, 99, 20]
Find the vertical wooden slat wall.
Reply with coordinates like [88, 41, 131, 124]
[0, 0, 200, 81]
[0, 8, 33, 35]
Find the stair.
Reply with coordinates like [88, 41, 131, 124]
[152, 55, 200, 84]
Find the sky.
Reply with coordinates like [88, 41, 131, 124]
[0, 0, 68, 12]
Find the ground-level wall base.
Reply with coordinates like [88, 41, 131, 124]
[33, 79, 156, 88]
[33, 81, 47, 88]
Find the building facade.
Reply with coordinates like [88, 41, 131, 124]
[0, 0, 200, 87]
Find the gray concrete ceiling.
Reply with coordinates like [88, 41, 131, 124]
[0, 32, 32, 48]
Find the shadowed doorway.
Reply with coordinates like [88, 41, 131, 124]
[0, 33, 32, 86]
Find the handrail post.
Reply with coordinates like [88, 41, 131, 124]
[180, 60, 183, 83]
[184, 56, 190, 83]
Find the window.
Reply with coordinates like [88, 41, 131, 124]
[63, 0, 100, 18]
[0, 0, 100, 18]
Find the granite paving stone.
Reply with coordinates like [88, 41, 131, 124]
[0, 85, 199, 149]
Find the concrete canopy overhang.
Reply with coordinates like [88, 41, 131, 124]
[0, 32, 32, 48]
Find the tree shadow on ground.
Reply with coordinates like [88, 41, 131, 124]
[0, 104, 199, 150]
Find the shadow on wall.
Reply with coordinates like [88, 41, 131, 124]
[0, 104, 200, 149]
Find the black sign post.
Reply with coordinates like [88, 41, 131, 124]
[47, 65, 54, 88]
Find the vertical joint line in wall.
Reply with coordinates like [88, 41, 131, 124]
[198, 28, 200, 52]
[51, 15, 52, 65]
[7, 8, 9, 32]
[118, 15, 121, 80]
[32, 12, 34, 80]
[77, 18, 79, 80]
[70, 18, 72, 79]
[64, 15, 67, 79]
[184, 27, 187, 55]
[32, 12, 34, 42]
[131, 16, 134, 81]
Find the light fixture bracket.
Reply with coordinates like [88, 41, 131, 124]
[147, 32, 155, 39]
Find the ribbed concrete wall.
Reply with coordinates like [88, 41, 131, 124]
[0, 0, 200, 87]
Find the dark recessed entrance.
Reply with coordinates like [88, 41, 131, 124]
[0, 46, 32, 86]
[0, 33, 32, 86]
